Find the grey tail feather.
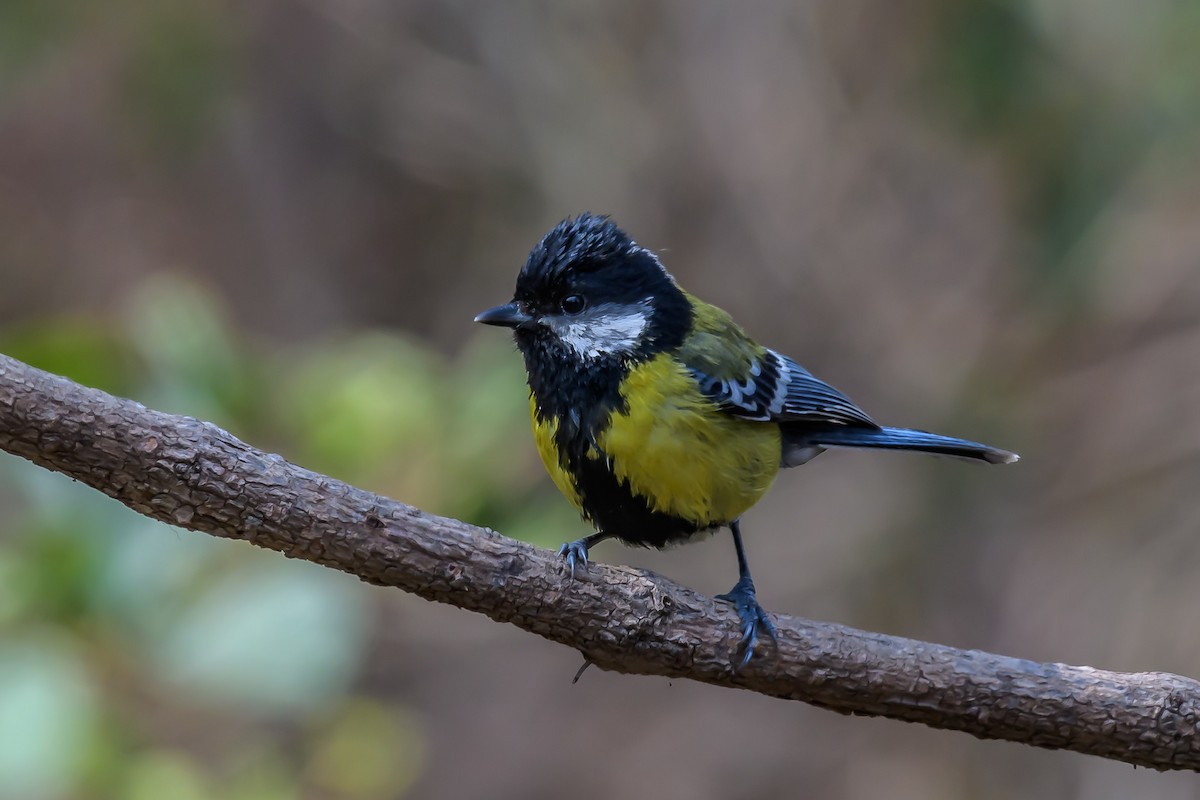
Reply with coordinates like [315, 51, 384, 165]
[804, 425, 1019, 465]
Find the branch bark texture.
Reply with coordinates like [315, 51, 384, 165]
[1, 353, 1197, 770]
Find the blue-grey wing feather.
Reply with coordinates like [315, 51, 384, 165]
[691, 349, 877, 428]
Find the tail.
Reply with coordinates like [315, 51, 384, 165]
[798, 425, 1019, 465]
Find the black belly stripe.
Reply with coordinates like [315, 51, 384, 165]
[570, 450, 704, 548]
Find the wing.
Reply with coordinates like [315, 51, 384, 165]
[676, 298, 877, 428]
[689, 348, 877, 427]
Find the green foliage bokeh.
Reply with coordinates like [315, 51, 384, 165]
[0, 277, 575, 800]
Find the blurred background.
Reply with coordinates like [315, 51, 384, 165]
[2, 1, 1199, 798]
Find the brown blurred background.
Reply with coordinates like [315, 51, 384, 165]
[2, 1, 1200, 798]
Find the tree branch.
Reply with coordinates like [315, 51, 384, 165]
[1, 353, 1197, 770]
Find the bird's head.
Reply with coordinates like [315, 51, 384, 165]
[475, 214, 690, 365]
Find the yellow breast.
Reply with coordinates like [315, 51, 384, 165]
[530, 353, 782, 531]
[599, 354, 780, 527]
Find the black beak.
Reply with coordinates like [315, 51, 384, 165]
[474, 301, 535, 329]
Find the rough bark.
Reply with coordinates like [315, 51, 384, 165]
[1, 353, 1197, 770]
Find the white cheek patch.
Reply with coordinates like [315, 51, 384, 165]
[550, 301, 651, 360]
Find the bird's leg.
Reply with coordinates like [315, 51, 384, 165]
[716, 520, 778, 669]
[557, 531, 612, 579]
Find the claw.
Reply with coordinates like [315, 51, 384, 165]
[557, 539, 590, 579]
[717, 576, 778, 670]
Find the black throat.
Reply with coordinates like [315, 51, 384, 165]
[517, 330, 631, 454]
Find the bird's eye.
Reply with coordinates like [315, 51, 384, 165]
[560, 294, 587, 315]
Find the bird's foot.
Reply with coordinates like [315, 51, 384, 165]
[557, 539, 590, 579]
[716, 576, 778, 670]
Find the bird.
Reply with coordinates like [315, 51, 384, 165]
[475, 214, 1018, 668]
